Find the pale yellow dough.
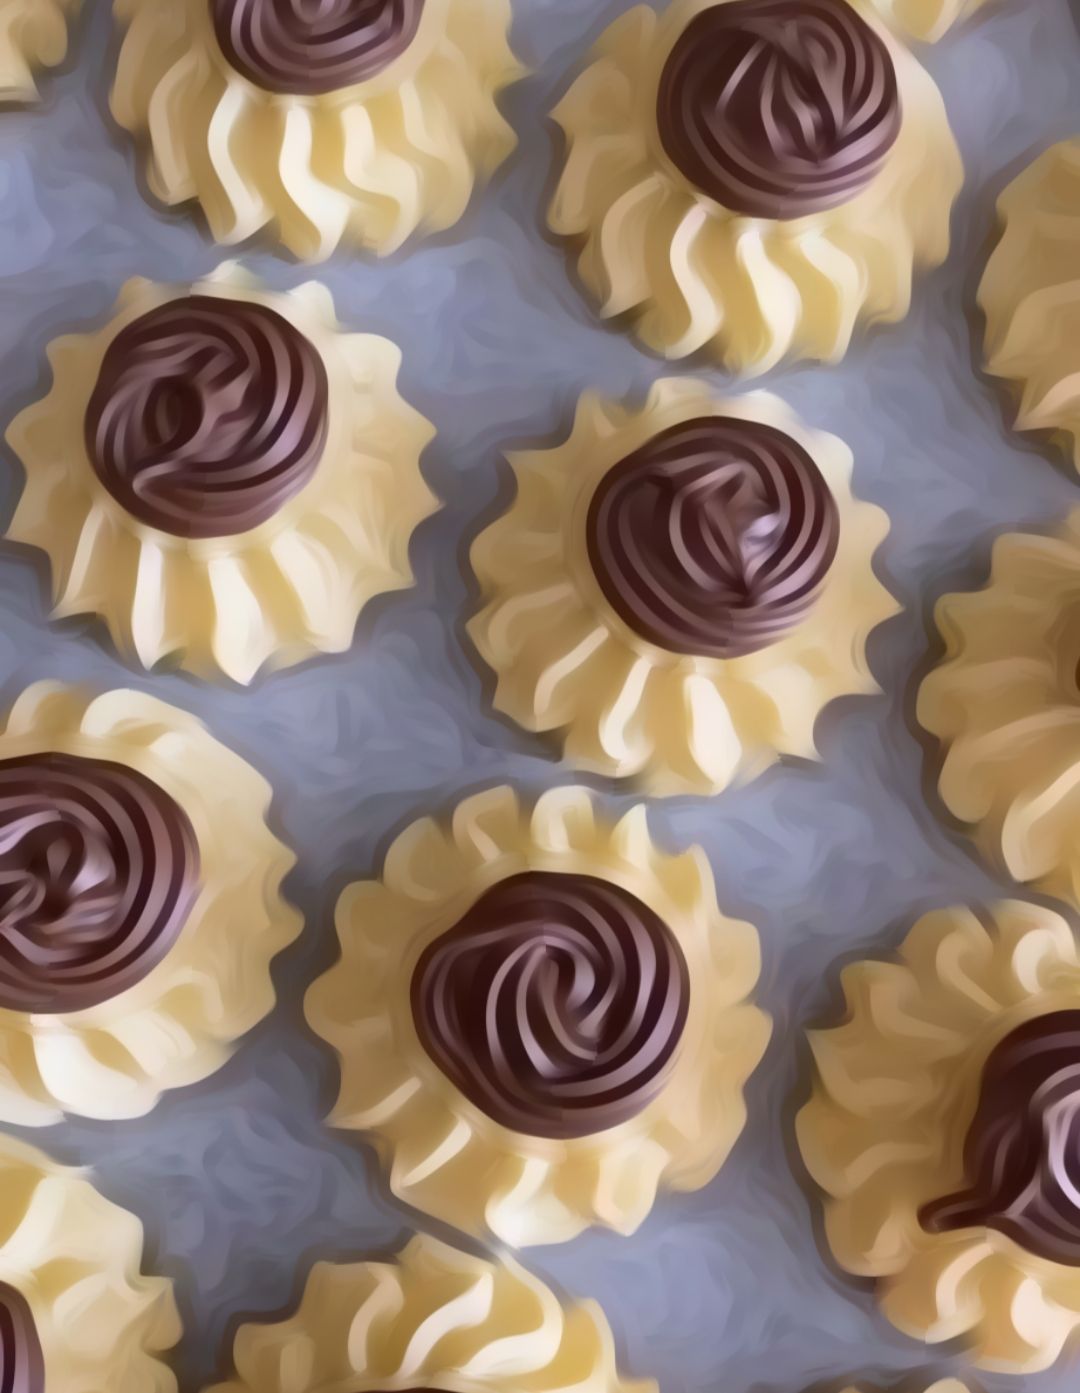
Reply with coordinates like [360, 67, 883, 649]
[0, 0, 78, 102]
[305, 784, 770, 1247]
[6, 263, 437, 684]
[549, 0, 962, 375]
[469, 379, 897, 796]
[0, 682, 300, 1125]
[980, 139, 1080, 473]
[111, 0, 523, 260]
[867, 0, 987, 40]
[206, 1233, 650, 1393]
[918, 512, 1080, 905]
[798, 900, 1080, 1373]
[0, 1132, 179, 1390]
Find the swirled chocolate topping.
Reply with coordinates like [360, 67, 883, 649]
[0, 1284, 44, 1393]
[655, 0, 901, 219]
[586, 416, 840, 659]
[211, 0, 425, 94]
[85, 296, 329, 540]
[411, 871, 690, 1139]
[920, 1011, 1080, 1265]
[0, 754, 200, 1014]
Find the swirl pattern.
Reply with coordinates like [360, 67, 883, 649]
[0, 754, 200, 1014]
[655, 0, 901, 219]
[586, 416, 840, 659]
[920, 1011, 1080, 1265]
[211, 0, 425, 94]
[0, 1284, 44, 1393]
[411, 871, 690, 1138]
[85, 296, 329, 540]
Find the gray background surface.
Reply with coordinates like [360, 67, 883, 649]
[3, 0, 1080, 1388]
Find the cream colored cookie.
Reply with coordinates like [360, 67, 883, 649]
[0, 1133, 179, 1390]
[919, 512, 1080, 904]
[550, 0, 962, 375]
[306, 785, 770, 1246]
[0, 681, 300, 1124]
[981, 139, 1080, 473]
[470, 379, 897, 795]
[799, 900, 1080, 1372]
[0, 0, 78, 102]
[867, 0, 987, 40]
[6, 263, 436, 684]
[111, 0, 523, 260]
[206, 1233, 651, 1393]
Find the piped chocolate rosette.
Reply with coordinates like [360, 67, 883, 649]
[469, 380, 896, 795]
[798, 900, 1080, 1372]
[918, 511, 1080, 906]
[206, 1233, 652, 1393]
[0, 1133, 178, 1391]
[0, 0, 79, 103]
[549, 0, 961, 374]
[306, 785, 769, 1245]
[0, 682, 299, 1125]
[5, 264, 436, 683]
[110, 0, 523, 260]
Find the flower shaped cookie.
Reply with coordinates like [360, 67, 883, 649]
[0, 1132, 179, 1390]
[206, 1234, 651, 1393]
[799, 900, 1080, 1372]
[0, 682, 299, 1124]
[6, 263, 436, 683]
[549, 0, 962, 374]
[470, 379, 896, 795]
[0, 0, 78, 102]
[306, 784, 770, 1246]
[111, 0, 523, 259]
[919, 512, 1080, 905]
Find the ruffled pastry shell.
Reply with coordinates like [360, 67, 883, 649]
[469, 379, 897, 796]
[0, 0, 77, 102]
[205, 1233, 650, 1393]
[6, 263, 437, 684]
[0, 682, 300, 1125]
[867, 0, 987, 40]
[305, 784, 770, 1247]
[797, 900, 1080, 1372]
[549, 0, 962, 375]
[918, 513, 1080, 904]
[980, 139, 1080, 473]
[0, 1132, 179, 1390]
[110, 0, 523, 261]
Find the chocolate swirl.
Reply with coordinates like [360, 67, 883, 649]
[411, 872, 690, 1138]
[0, 1284, 44, 1393]
[0, 754, 200, 1014]
[920, 1011, 1080, 1265]
[655, 0, 901, 219]
[211, 0, 425, 94]
[586, 416, 840, 659]
[85, 296, 329, 540]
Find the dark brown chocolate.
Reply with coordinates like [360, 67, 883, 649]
[0, 1283, 44, 1393]
[586, 416, 840, 659]
[0, 754, 200, 1013]
[85, 296, 328, 540]
[211, 0, 425, 94]
[411, 871, 689, 1138]
[656, 0, 901, 219]
[920, 1011, 1080, 1265]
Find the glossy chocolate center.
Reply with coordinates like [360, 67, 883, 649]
[0, 1284, 43, 1393]
[656, 0, 901, 219]
[586, 416, 840, 659]
[211, 0, 425, 93]
[920, 1011, 1080, 1265]
[86, 296, 329, 540]
[0, 754, 200, 1014]
[411, 871, 690, 1139]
